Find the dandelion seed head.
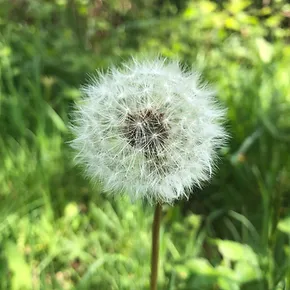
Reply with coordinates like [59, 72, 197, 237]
[71, 57, 227, 204]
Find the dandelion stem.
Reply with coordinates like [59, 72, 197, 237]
[150, 203, 162, 290]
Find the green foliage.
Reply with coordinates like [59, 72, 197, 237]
[0, 0, 290, 289]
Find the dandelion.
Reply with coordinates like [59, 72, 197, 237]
[70, 57, 227, 290]
[71, 57, 226, 203]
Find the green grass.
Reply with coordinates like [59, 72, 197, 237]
[0, 0, 290, 289]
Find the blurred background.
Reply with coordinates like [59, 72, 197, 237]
[0, 0, 290, 289]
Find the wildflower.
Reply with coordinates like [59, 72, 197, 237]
[71, 58, 226, 203]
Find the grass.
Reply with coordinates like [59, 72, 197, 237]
[0, 0, 290, 289]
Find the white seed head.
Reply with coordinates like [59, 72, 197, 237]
[70, 58, 227, 204]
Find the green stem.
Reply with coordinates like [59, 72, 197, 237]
[150, 203, 162, 290]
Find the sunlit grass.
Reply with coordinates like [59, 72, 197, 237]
[0, 0, 290, 289]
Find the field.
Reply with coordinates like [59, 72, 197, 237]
[0, 0, 290, 289]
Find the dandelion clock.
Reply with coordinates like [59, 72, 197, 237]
[71, 57, 227, 290]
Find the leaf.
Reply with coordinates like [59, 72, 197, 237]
[64, 202, 79, 219]
[235, 261, 261, 283]
[5, 242, 32, 290]
[216, 265, 236, 280]
[215, 240, 258, 265]
[278, 216, 290, 234]
[225, 17, 240, 30]
[186, 258, 216, 276]
[256, 38, 274, 63]
[226, 0, 251, 14]
[218, 277, 239, 290]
